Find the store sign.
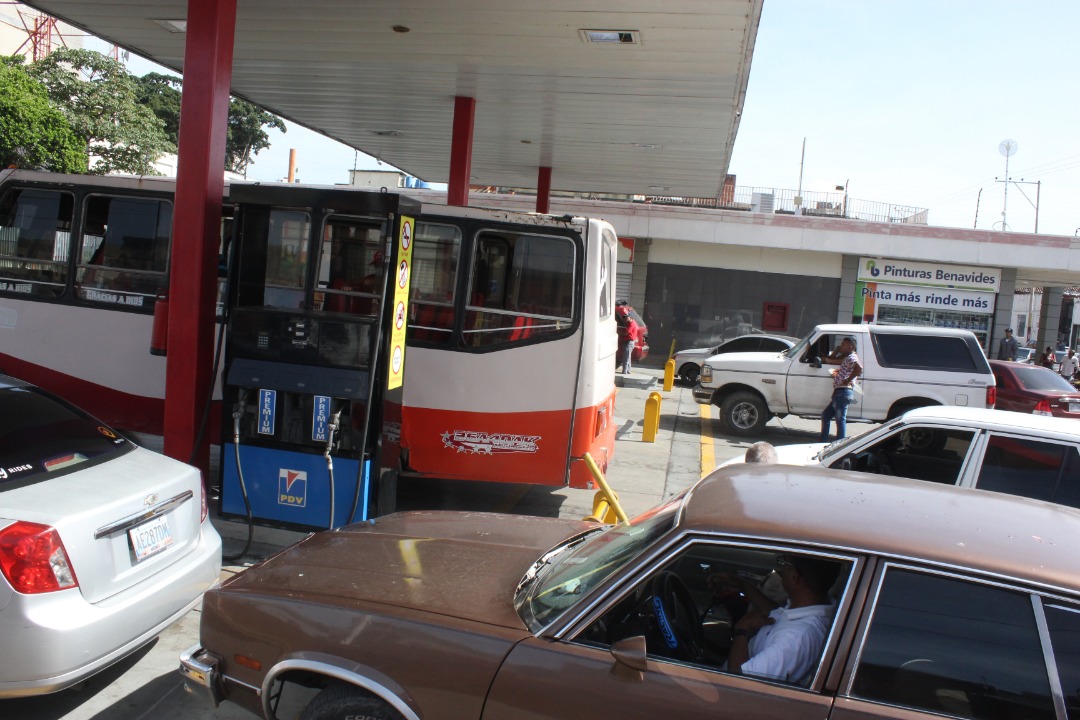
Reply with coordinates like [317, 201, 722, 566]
[858, 257, 1000, 293]
[859, 282, 996, 312]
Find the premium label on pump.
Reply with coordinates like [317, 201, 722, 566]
[312, 395, 331, 442]
[258, 389, 277, 435]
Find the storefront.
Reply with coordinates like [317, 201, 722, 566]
[853, 258, 1000, 349]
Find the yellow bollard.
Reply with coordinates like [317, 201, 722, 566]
[583, 452, 630, 524]
[663, 358, 675, 392]
[585, 490, 621, 524]
[643, 391, 661, 443]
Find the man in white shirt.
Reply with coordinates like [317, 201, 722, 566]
[1061, 349, 1079, 381]
[726, 555, 842, 687]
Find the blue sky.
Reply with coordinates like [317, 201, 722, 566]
[728, 1, 1080, 236]
[111, 1, 1080, 236]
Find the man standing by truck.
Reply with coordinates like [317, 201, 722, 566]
[820, 336, 862, 442]
[997, 328, 1018, 361]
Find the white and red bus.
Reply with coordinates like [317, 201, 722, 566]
[0, 169, 619, 489]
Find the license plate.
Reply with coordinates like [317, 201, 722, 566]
[129, 515, 173, 562]
[1070, 403, 1080, 414]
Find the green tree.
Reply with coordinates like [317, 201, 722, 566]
[134, 72, 286, 176]
[0, 56, 85, 172]
[28, 48, 173, 175]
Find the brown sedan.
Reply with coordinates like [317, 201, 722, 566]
[182, 465, 1080, 720]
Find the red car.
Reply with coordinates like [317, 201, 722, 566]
[989, 359, 1080, 417]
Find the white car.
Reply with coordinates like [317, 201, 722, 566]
[721, 406, 1080, 509]
[0, 374, 222, 697]
[672, 333, 797, 384]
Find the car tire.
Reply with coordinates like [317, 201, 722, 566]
[301, 685, 401, 720]
[680, 364, 700, 385]
[720, 391, 769, 436]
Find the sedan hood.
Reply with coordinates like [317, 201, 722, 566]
[225, 511, 597, 629]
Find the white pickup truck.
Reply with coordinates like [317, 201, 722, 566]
[692, 323, 996, 436]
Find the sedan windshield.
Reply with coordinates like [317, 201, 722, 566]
[516, 495, 682, 632]
[0, 386, 131, 491]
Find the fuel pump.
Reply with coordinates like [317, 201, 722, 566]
[219, 184, 420, 530]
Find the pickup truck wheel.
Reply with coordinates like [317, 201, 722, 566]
[720, 392, 769, 436]
[301, 685, 401, 720]
[679, 364, 700, 385]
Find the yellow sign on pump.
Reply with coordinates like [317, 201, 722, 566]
[387, 216, 415, 390]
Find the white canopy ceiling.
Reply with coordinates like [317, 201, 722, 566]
[23, 0, 761, 197]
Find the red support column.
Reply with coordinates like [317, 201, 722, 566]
[536, 166, 552, 214]
[163, 0, 236, 472]
[447, 96, 475, 207]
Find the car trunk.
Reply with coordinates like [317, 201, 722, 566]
[0, 447, 204, 604]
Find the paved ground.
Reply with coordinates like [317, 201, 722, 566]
[3, 367, 874, 720]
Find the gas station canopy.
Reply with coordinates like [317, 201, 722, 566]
[22, 0, 761, 197]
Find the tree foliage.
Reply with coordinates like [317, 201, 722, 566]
[134, 73, 286, 175]
[28, 48, 173, 175]
[0, 56, 85, 172]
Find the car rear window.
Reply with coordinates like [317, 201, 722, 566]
[874, 334, 980, 371]
[0, 386, 132, 491]
[1011, 365, 1076, 392]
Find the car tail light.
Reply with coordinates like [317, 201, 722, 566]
[0, 522, 78, 593]
[1034, 399, 1054, 416]
[986, 386, 996, 409]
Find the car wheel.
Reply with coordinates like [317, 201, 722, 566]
[720, 391, 769, 436]
[680, 364, 699, 385]
[301, 685, 401, 720]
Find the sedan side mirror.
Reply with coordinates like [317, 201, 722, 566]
[609, 635, 648, 681]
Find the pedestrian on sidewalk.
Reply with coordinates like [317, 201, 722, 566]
[820, 336, 862, 442]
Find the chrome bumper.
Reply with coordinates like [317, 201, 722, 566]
[692, 385, 714, 405]
[179, 644, 224, 707]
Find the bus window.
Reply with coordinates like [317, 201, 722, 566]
[407, 221, 461, 345]
[463, 231, 576, 348]
[76, 194, 172, 305]
[600, 227, 616, 320]
[314, 216, 383, 316]
[0, 187, 74, 298]
[261, 210, 310, 310]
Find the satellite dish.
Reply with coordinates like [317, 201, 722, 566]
[999, 139, 1018, 157]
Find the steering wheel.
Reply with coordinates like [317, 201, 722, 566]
[650, 572, 705, 660]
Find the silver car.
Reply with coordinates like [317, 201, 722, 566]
[0, 375, 221, 697]
[672, 333, 797, 384]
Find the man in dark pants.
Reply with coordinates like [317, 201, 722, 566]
[997, 327, 1018, 361]
[820, 336, 862, 442]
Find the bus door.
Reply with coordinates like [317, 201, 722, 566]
[400, 214, 591, 487]
[219, 184, 420, 529]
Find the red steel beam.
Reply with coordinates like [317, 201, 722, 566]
[536, 166, 552, 214]
[163, 0, 236, 473]
[447, 96, 475, 207]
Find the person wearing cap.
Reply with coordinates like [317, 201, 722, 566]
[820, 336, 862, 442]
[997, 328, 1019, 361]
[724, 554, 842, 686]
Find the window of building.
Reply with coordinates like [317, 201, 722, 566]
[0, 187, 74, 298]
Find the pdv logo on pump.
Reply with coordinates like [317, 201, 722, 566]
[278, 469, 307, 507]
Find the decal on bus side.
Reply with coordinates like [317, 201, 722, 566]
[441, 430, 540, 455]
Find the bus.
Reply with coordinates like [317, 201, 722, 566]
[0, 169, 619, 498]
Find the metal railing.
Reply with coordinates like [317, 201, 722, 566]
[473, 185, 929, 225]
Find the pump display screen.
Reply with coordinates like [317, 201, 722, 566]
[229, 308, 373, 370]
